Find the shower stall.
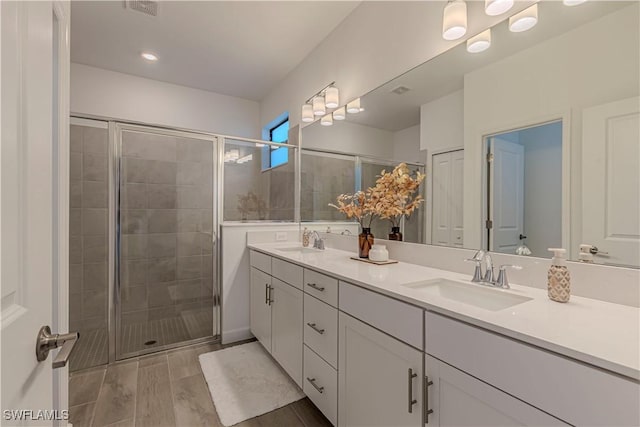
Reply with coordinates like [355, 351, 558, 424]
[69, 118, 222, 371]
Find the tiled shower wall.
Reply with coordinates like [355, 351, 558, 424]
[119, 130, 215, 356]
[69, 124, 110, 369]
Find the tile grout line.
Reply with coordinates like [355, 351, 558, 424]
[88, 367, 107, 427]
[131, 360, 139, 427]
[165, 353, 180, 427]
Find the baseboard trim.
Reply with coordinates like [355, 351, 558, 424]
[222, 327, 253, 345]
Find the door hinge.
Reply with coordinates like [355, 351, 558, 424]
[486, 153, 494, 163]
[486, 219, 493, 229]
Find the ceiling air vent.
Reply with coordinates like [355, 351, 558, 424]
[391, 85, 411, 95]
[125, 1, 158, 17]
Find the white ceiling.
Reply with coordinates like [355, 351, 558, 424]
[70, 1, 360, 101]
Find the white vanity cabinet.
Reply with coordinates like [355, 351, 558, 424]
[338, 312, 423, 427]
[249, 251, 303, 387]
[425, 355, 566, 426]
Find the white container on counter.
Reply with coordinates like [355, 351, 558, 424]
[369, 244, 389, 262]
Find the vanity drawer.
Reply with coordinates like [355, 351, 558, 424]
[304, 293, 338, 368]
[304, 269, 338, 307]
[425, 312, 640, 426]
[339, 281, 423, 349]
[249, 250, 271, 275]
[272, 258, 303, 289]
[303, 345, 337, 426]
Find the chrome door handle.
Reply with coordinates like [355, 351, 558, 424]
[35, 326, 79, 369]
[589, 246, 609, 255]
[425, 376, 434, 423]
[408, 368, 418, 413]
[306, 322, 325, 335]
[306, 283, 325, 292]
[306, 377, 324, 394]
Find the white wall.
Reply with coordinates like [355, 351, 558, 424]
[463, 4, 640, 255]
[260, 1, 535, 129]
[392, 125, 422, 163]
[71, 63, 261, 138]
[302, 120, 393, 159]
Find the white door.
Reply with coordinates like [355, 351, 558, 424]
[338, 312, 423, 427]
[270, 278, 303, 387]
[425, 355, 566, 426]
[2, 0, 71, 422]
[489, 138, 524, 254]
[431, 150, 464, 247]
[450, 150, 465, 247]
[582, 97, 640, 266]
[250, 267, 272, 352]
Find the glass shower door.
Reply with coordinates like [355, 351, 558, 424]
[117, 124, 218, 359]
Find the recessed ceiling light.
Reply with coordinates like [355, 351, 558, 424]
[141, 52, 158, 61]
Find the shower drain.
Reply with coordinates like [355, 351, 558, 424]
[144, 340, 157, 346]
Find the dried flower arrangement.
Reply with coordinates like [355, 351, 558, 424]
[369, 163, 425, 228]
[328, 191, 375, 229]
[237, 191, 267, 220]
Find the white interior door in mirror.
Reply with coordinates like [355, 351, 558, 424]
[489, 138, 524, 254]
[582, 97, 640, 267]
[432, 150, 464, 247]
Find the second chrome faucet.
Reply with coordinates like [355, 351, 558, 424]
[465, 250, 521, 289]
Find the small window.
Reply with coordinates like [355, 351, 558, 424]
[263, 116, 289, 170]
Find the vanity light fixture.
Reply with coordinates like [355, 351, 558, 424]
[301, 104, 314, 123]
[509, 4, 538, 33]
[333, 106, 346, 120]
[141, 52, 158, 61]
[320, 114, 333, 126]
[346, 98, 362, 114]
[563, 0, 587, 5]
[325, 86, 340, 108]
[442, 0, 467, 41]
[467, 29, 491, 53]
[485, 0, 513, 16]
[312, 96, 326, 116]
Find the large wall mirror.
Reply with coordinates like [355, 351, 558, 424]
[300, 1, 639, 268]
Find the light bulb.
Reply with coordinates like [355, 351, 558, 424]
[485, 0, 513, 16]
[333, 107, 346, 121]
[467, 29, 491, 53]
[301, 104, 314, 123]
[442, 0, 467, 41]
[346, 98, 361, 114]
[509, 4, 538, 33]
[321, 114, 333, 126]
[141, 52, 158, 61]
[325, 86, 339, 109]
[312, 96, 326, 116]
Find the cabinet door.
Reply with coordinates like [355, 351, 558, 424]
[250, 267, 272, 352]
[271, 278, 303, 387]
[338, 312, 423, 427]
[425, 355, 567, 426]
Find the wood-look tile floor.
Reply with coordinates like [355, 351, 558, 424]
[69, 340, 332, 427]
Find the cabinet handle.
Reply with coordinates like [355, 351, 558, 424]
[306, 377, 324, 394]
[306, 283, 325, 292]
[408, 368, 418, 413]
[268, 285, 274, 305]
[265, 283, 269, 305]
[425, 376, 434, 423]
[306, 322, 325, 335]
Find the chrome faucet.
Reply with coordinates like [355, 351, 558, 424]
[310, 231, 325, 250]
[465, 251, 521, 288]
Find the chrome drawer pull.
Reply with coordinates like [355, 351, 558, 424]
[306, 283, 325, 292]
[306, 322, 325, 335]
[306, 377, 324, 394]
[408, 368, 418, 413]
[425, 376, 434, 423]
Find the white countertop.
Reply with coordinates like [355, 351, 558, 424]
[248, 242, 640, 381]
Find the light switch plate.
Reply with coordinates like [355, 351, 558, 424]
[275, 232, 287, 241]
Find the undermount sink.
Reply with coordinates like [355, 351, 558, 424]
[277, 246, 322, 254]
[403, 278, 532, 311]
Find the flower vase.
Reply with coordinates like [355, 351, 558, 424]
[358, 228, 374, 258]
[388, 226, 403, 241]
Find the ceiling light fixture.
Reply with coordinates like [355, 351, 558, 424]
[312, 96, 326, 116]
[141, 52, 158, 61]
[563, 0, 587, 5]
[321, 114, 333, 126]
[467, 29, 491, 53]
[325, 86, 340, 108]
[301, 104, 314, 123]
[333, 107, 346, 121]
[509, 4, 538, 33]
[442, 0, 467, 41]
[485, 0, 513, 16]
[346, 98, 361, 114]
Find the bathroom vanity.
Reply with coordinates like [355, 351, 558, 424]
[248, 243, 639, 426]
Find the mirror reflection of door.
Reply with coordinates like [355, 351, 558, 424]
[431, 150, 464, 247]
[486, 120, 563, 257]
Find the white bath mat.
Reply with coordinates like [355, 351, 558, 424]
[198, 341, 304, 426]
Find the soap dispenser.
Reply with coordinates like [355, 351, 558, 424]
[302, 228, 310, 247]
[547, 248, 570, 303]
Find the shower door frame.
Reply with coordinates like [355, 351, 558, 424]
[109, 121, 223, 362]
